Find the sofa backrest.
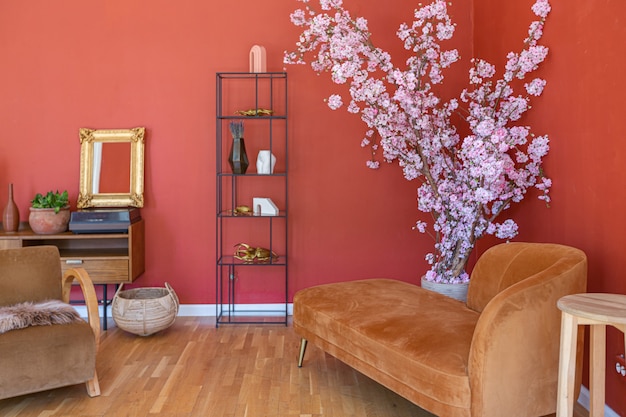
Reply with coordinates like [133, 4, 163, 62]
[466, 242, 587, 313]
[0, 246, 63, 307]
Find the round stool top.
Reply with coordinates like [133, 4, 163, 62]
[558, 293, 626, 324]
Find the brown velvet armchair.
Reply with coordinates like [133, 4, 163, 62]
[0, 246, 101, 399]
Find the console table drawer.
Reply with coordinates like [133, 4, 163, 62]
[61, 258, 130, 284]
[0, 219, 144, 285]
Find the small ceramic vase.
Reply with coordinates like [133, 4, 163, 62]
[2, 183, 20, 232]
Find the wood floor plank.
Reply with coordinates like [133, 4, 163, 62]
[0, 317, 588, 417]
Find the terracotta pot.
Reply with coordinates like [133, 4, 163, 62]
[28, 206, 70, 234]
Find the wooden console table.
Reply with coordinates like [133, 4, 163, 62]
[0, 219, 145, 328]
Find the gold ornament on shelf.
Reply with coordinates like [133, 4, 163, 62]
[235, 108, 273, 117]
[230, 205, 252, 216]
[233, 243, 278, 263]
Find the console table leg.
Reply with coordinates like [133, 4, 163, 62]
[102, 285, 108, 331]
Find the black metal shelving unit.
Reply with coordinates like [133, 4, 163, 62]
[215, 72, 288, 327]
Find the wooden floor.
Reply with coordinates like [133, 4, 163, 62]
[0, 317, 588, 417]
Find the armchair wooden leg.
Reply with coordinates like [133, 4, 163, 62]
[298, 338, 308, 368]
[86, 371, 101, 397]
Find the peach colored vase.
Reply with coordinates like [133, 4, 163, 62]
[28, 207, 70, 234]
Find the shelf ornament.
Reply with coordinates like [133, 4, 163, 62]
[249, 45, 267, 73]
[256, 150, 276, 174]
[234, 243, 278, 263]
[228, 121, 249, 174]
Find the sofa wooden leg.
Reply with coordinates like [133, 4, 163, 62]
[86, 371, 101, 397]
[298, 338, 308, 367]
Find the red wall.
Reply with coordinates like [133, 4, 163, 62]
[473, 0, 626, 414]
[2, 0, 624, 412]
[0, 0, 471, 305]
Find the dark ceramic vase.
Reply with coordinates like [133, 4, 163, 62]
[228, 137, 249, 174]
[2, 183, 20, 232]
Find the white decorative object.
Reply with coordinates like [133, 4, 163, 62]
[249, 45, 267, 73]
[253, 197, 279, 216]
[256, 150, 276, 174]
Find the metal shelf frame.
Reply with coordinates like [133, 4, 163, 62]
[215, 72, 289, 327]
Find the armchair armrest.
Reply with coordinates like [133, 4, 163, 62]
[467, 262, 586, 417]
[62, 268, 101, 346]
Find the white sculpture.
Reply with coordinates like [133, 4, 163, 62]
[253, 197, 279, 216]
[256, 150, 276, 174]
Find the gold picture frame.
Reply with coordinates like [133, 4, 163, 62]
[77, 127, 145, 208]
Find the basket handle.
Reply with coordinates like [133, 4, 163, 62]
[114, 283, 125, 298]
[165, 282, 180, 313]
[112, 283, 126, 315]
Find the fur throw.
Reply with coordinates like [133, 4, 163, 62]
[0, 300, 83, 335]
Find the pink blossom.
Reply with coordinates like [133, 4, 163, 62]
[319, 0, 342, 10]
[494, 219, 518, 239]
[435, 21, 455, 40]
[286, 0, 552, 283]
[326, 94, 343, 110]
[290, 9, 308, 26]
[413, 221, 428, 233]
[528, 135, 550, 160]
[525, 78, 546, 96]
[528, 21, 544, 42]
[531, 0, 551, 18]
[474, 59, 496, 79]
[475, 118, 495, 137]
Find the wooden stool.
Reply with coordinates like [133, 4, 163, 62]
[556, 293, 626, 417]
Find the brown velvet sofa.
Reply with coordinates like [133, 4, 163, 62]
[0, 246, 101, 399]
[294, 242, 587, 417]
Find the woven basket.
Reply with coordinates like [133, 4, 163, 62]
[112, 283, 179, 336]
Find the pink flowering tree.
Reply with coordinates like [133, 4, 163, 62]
[285, 0, 552, 284]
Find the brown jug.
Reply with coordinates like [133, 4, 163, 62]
[2, 183, 20, 232]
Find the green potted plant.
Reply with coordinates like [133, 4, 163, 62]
[29, 190, 71, 234]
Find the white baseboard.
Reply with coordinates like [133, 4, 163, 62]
[178, 303, 294, 316]
[74, 303, 294, 318]
[578, 385, 620, 417]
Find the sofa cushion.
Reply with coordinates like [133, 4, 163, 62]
[467, 242, 587, 313]
[293, 278, 479, 415]
[0, 246, 63, 307]
[0, 321, 96, 399]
